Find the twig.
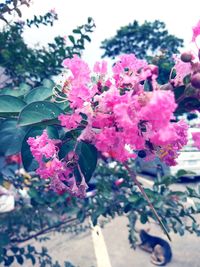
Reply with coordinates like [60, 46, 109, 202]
[124, 163, 171, 241]
[10, 216, 78, 244]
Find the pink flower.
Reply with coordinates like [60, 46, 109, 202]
[58, 113, 82, 129]
[192, 132, 200, 149]
[157, 120, 188, 166]
[37, 158, 64, 179]
[27, 130, 57, 162]
[93, 61, 107, 75]
[192, 20, 200, 42]
[172, 55, 192, 86]
[62, 55, 90, 87]
[140, 90, 177, 130]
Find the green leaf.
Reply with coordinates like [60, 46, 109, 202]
[68, 35, 75, 44]
[83, 35, 91, 42]
[21, 126, 59, 171]
[173, 86, 185, 101]
[24, 86, 53, 104]
[128, 194, 140, 203]
[10, 247, 19, 254]
[0, 119, 27, 156]
[76, 141, 98, 183]
[18, 101, 62, 126]
[15, 255, 24, 265]
[73, 29, 81, 34]
[0, 233, 10, 246]
[4, 256, 14, 266]
[26, 254, 36, 265]
[77, 210, 85, 223]
[58, 140, 76, 160]
[0, 95, 26, 115]
[19, 83, 31, 94]
[42, 79, 54, 88]
[0, 84, 30, 98]
[140, 213, 148, 224]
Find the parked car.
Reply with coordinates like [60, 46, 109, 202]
[135, 127, 200, 180]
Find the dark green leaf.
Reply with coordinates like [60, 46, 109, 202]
[140, 213, 148, 224]
[18, 101, 62, 126]
[76, 210, 85, 223]
[24, 86, 53, 104]
[68, 35, 75, 44]
[0, 119, 27, 155]
[0, 233, 10, 246]
[0, 95, 26, 115]
[26, 254, 36, 265]
[76, 141, 98, 183]
[4, 256, 14, 266]
[15, 255, 23, 265]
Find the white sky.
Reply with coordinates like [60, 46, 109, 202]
[11, 0, 200, 66]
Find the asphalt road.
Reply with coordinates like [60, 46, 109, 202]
[24, 175, 200, 267]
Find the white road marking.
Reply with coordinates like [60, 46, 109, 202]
[90, 221, 112, 267]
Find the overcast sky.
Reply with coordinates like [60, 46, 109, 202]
[18, 0, 200, 66]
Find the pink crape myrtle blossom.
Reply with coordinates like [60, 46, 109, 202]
[157, 120, 188, 165]
[27, 130, 88, 198]
[192, 20, 200, 42]
[28, 52, 192, 197]
[58, 113, 82, 129]
[192, 132, 200, 149]
[27, 130, 57, 162]
[140, 90, 177, 130]
[172, 55, 192, 86]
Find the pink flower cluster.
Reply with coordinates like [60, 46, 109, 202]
[27, 130, 88, 197]
[192, 132, 200, 149]
[57, 54, 188, 166]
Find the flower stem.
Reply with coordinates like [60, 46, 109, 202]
[124, 163, 171, 241]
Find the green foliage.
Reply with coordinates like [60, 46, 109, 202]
[0, 0, 31, 24]
[18, 101, 62, 127]
[0, 119, 27, 155]
[101, 20, 183, 83]
[101, 20, 183, 59]
[0, 15, 95, 87]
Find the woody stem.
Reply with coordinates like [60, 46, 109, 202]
[124, 163, 171, 241]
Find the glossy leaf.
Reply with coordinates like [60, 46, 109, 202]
[0, 119, 27, 156]
[24, 86, 53, 104]
[0, 95, 26, 115]
[76, 141, 98, 183]
[18, 101, 62, 126]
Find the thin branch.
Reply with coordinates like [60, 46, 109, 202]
[124, 163, 171, 241]
[10, 216, 78, 244]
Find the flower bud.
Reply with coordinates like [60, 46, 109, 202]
[180, 52, 193, 63]
[191, 73, 200, 89]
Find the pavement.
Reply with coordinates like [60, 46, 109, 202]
[23, 175, 200, 267]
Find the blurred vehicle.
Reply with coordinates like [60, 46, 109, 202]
[135, 127, 200, 180]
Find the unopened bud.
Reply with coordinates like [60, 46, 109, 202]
[191, 73, 200, 89]
[180, 52, 193, 63]
[114, 178, 124, 186]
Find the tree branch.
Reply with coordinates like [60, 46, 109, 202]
[10, 216, 78, 244]
[124, 163, 171, 241]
